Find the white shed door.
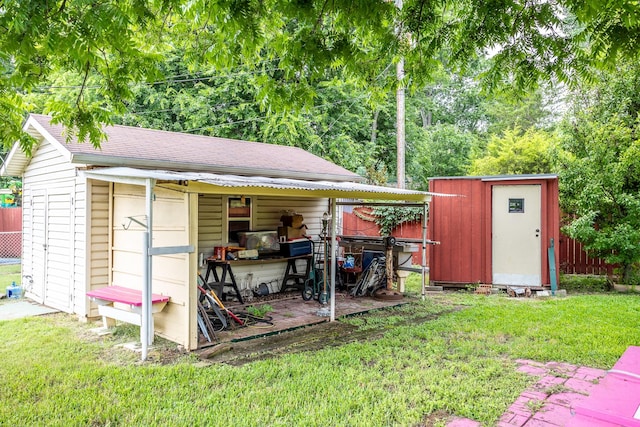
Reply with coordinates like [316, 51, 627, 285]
[492, 185, 542, 286]
[35, 187, 74, 311]
[30, 192, 46, 302]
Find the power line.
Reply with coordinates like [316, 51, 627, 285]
[32, 65, 284, 92]
[180, 95, 371, 133]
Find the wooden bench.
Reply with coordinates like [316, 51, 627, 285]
[87, 285, 170, 330]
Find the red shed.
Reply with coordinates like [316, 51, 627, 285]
[428, 175, 560, 288]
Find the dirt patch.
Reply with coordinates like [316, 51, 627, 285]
[197, 306, 460, 366]
[419, 410, 454, 426]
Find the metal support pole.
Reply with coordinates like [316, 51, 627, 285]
[141, 231, 149, 360]
[142, 178, 154, 361]
[421, 203, 428, 301]
[146, 179, 154, 346]
[330, 199, 337, 322]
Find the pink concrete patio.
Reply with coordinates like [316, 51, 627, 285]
[447, 359, 608, 427]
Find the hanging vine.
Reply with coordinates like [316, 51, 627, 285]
[352, 205, 425, 236]
[372, 206, 424, 235]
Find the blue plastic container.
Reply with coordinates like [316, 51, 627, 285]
[280, 240, 313, 257]
[6, 282, 22, 299]
[363, 251, 384, 270]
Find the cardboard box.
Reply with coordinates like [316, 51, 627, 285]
[280, 214, 304, 228]
[278, 226, 307, 240]
[237, 249, 259, 259]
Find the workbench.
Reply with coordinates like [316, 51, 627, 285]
[204, 255, 312, 302]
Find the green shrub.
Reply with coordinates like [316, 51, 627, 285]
[560, 274, 610, 293]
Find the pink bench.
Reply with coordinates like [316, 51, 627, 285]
[87, 285, 170, 329]
[568, 346, 640, 426]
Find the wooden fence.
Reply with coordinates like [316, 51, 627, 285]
[0, 208, 22, 258]
[0, 207, 22, 232]
[558, 234, 616, 276]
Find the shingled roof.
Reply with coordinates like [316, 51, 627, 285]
[3, 114, 363, 182]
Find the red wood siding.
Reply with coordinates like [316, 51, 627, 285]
[341, 208, 426, 265]
[428, 178, 487, 284]
[0, 207, 22, 232]
[428, 177, 560, 286]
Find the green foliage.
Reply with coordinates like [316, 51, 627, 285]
[411, 124, 476, 186]
[371, 205, 423, 236]
[559, 274, 610, 293]
[469, 127, 559, 175]
[246, 304, 273, 318]
[560, 60, 640, 284]
[2, 0, 639, 153]
[0, 0, 170, 151]
[484, 88, 557, 135]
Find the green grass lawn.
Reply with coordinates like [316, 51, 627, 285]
[0, 286, 638, 426]
[0, 263, 21, 291]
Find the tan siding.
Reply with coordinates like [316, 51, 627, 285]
[111, 183, 191, 348]
[197, 194, 223, 261]
[256, 196, 330, 238]
[72, 177, 86, 316]
[86, 179, 110, 318]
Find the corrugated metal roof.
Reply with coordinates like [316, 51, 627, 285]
[429, 174, 558, 181]
[2, 114, 363, 182]
[80, 167, 436, 202]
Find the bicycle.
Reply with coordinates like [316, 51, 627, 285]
[350, 256, 387, 297]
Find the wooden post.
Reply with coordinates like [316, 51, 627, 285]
[386, 246, 394, 290]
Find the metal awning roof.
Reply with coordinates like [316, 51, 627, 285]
[80, 167, 442, 202]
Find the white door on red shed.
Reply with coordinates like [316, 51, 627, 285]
[492, 185, 541, 286]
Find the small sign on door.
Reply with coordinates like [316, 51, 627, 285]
[509, 198, 524, 213]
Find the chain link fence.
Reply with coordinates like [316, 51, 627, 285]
[0, 231, 22, 264]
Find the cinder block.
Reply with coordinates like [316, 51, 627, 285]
[536, 290, 550, 299]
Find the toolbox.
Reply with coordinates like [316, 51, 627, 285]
[280, 239, 312, 257]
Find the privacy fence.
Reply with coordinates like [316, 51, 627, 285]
[557, 234, 616, 276]
[0, 207, 22, 259]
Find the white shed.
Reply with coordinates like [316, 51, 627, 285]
[1, 114, 431, 353]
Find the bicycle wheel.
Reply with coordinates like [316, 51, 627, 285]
[302, 279, 315, 301]
[318, 290, 330, 305]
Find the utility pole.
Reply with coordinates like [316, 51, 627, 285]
[395, 0, 406, 189]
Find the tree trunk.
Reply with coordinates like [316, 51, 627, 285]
[420, 109, 432, 128]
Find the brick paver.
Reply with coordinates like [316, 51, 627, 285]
[447, 360, 607, 427]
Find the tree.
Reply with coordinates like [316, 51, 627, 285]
[560, 61, 640, 284]
[2, 0, 639, 152]
[410, 124, 477, 188]
[468, 128, 559, 175]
